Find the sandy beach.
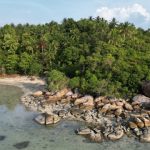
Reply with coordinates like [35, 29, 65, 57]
[0, 76, 46, 96]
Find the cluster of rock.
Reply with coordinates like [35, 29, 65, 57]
[21, 88, 150, 143]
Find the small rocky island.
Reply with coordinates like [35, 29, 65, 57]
[21, 81, 150, 143]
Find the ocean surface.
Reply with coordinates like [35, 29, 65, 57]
[0, 84, 150, 150]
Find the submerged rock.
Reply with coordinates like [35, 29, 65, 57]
[0, 136, 6, 141]
[13, 141, 30, 149]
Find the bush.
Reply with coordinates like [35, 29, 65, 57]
[47, 69, 68, 92]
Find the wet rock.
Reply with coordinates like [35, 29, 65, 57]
[34, 113, 60, 125]
[77, 128, 91, 135]
[53, 114, 61, 124]
[58, 110, 68, 117]
[13, 141, 30, 149]
[46, 114, 60, 124]
[0, 136, 6, 141]
[107, 127, 124, 141]
[34, 114, 45, 125]
[89, 131, 102, 142]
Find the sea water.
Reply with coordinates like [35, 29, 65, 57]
[0, 85, 150, 150]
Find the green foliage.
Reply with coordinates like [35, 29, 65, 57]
[69, 77, 80, 89]
[29, 61, 42, 76]
[19, 52, 32, 74]
[5, 54, 19, 74]
[47, 70, 68, 92]
[0, 19, 150, 98]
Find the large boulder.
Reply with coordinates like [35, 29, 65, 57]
[142, 81, 150, 98]
[46, 88, 70, 103]
[74, 95, 94, 110]
[132, 95, 150, 109]
[34, 113, 60, 125]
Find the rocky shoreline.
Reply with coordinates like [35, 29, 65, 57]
[21, 88, 150, 143]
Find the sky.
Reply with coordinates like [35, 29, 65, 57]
[0, 0, 150, 29]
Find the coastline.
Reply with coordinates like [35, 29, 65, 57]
[0, 75, 150, 143]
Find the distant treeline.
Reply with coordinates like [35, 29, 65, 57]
[0, 17, 150, 98]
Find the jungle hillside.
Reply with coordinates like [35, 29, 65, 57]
[0, 17, 150, 98]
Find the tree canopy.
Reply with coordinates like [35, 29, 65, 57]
[0, 18, 150, 98]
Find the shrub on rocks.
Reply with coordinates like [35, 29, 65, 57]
[46, 70, 69, 92]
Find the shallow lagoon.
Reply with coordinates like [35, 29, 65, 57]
[0, 84, 150, 150]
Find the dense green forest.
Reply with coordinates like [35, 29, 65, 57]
[0, 17, 150, 98]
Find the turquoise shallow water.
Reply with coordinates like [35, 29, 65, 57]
[0, 84, 150, 150]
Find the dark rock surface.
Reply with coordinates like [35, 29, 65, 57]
[13, 141, 30, 149]
[142, 81, 150, 98]
[0, 135, 6, 141]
